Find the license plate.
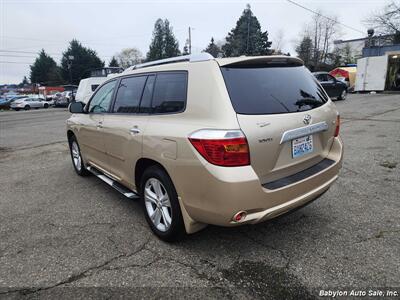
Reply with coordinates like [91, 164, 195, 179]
[292, 135, 313, 158]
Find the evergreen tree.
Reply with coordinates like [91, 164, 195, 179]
[164, 20, 180, 58]
[30, 49, 63, 85]
[22, 76, 29, 85]
[147, 19, 180, 61]
[222, 4, 272, 57]
[295, 36, 314, 68]
[108, 56, 119, 67]
[61, 39, 104, 85]
[203, 37, 222, 58]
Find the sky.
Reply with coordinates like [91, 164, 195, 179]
[0, 0, 387, 84]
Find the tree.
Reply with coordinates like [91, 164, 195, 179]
[365, 1, 400, 43]
[163, 20, 180, 58]
[273, 29, 285, 53]
[306, 11, 340, 70]
[222, 4, 272, 57]
[30, 49, 63, 85]
[61, 39, 104, 85]
[21, 76, 29, 85]
[295, 36, 313, 68]
[203, 37, 222, 58]
[115, 48, 143, 68]
[146, 19, 181, 61]
[108, 56, 119, 67]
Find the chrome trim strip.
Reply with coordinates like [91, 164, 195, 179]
[280, 121, 328, 144]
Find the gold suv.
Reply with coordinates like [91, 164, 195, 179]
[67, 54, 343, 241]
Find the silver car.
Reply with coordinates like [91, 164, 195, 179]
[10, 97, 49, 111]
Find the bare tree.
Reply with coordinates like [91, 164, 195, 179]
[365, 1, 400, 34]
[115, 48, 143, 69]
[309, 11, 341, 69]
[364, 1, 400, 42]
[273, 29, 286, 53]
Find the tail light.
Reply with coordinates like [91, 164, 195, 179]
[334, 115, 340, 137]
[188, 129, 250, 167]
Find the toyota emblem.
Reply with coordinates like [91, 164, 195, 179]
[303, 114, 312, 125]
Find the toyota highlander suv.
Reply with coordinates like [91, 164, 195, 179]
[67, 53, 343, 241]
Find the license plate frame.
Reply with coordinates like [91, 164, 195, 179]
[292, 135, 313, 158]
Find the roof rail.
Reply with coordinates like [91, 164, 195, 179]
[125, 52, 214, 72]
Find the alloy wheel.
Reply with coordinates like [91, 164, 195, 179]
[71, 141, 82, 171]
[144, 178, 172, 232]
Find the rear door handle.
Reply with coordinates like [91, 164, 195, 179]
[130, 127, 140, 134]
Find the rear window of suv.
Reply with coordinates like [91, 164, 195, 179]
[221, 65, 328, 114]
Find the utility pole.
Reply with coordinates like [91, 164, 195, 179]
[188, 27, 192, 55]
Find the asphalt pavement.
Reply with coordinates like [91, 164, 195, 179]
[0, 94, 399, 299]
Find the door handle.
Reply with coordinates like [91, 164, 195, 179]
[130, 127, 140, 134]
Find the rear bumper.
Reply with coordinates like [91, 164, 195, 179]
[177, 137, 343, 228]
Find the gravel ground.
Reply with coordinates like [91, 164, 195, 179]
[0, 94, 399, 299]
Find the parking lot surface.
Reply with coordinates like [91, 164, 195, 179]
[0, 94, 399, 299]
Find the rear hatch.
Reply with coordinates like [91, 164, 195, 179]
[219, 57, 338, 184]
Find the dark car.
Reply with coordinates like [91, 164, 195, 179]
[313, 72, 347, 100]
[0, 95, 27, 109]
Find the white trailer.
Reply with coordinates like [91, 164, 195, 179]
[355, 55, 389, 92]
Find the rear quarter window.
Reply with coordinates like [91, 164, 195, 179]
[151, 72, 187, 114]
[221, 65, 328, 115]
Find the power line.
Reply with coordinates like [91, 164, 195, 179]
[286, 0, 365, 35]
[0, 61, 32, 64]
[0, 49, 61, 56]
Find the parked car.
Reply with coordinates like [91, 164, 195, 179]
[67, 54, 343, 241]
[0, 95, 27, 109]
[313, 72, 347, 100]
[10, 97, 49, 111]
[54, 91, 75, 107]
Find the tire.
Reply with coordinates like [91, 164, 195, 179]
[68, 135, 90, 176]
[338, 89, 347, 100]
[44, 103, 49, 108]
[140, 166, 186, 242]
[14, 108, 20, 111]
[24, 105, 30, 110]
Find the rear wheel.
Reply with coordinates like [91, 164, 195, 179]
[44, 103, 49, 108]
[140, 166, 185, 242]
[68, 135, 90, 176]
[338, 89, 347, 100]
[24, 105, 30, 110]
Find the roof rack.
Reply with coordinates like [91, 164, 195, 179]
[125, 52, 214, 72]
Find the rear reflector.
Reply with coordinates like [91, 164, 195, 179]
[334, 115, 340, 137]
[188, 129, 250, 167]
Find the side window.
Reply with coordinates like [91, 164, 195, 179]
[139, 75, 155, 113]
[318, 74, 327, 82]
[113, 76, 147, 113]
[88, 80, 116, 113]
[327, 75, 336, 83]
[151, 72, 187, 114]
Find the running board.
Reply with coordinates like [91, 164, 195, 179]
[87, 166, 139, 199]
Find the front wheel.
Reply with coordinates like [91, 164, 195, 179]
[24, 105, 30, 110]
[140, 166, 186, 242]
[69, 136, 90, 176]
[44, 103, 49, 108]
[338, 89, 347, 100]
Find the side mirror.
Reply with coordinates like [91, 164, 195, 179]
[69, 101, 85, 113]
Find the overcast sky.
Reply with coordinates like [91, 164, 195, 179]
[0, 0, 386, 84]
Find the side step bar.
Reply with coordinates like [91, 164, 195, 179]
[87, 166, 139, 199]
